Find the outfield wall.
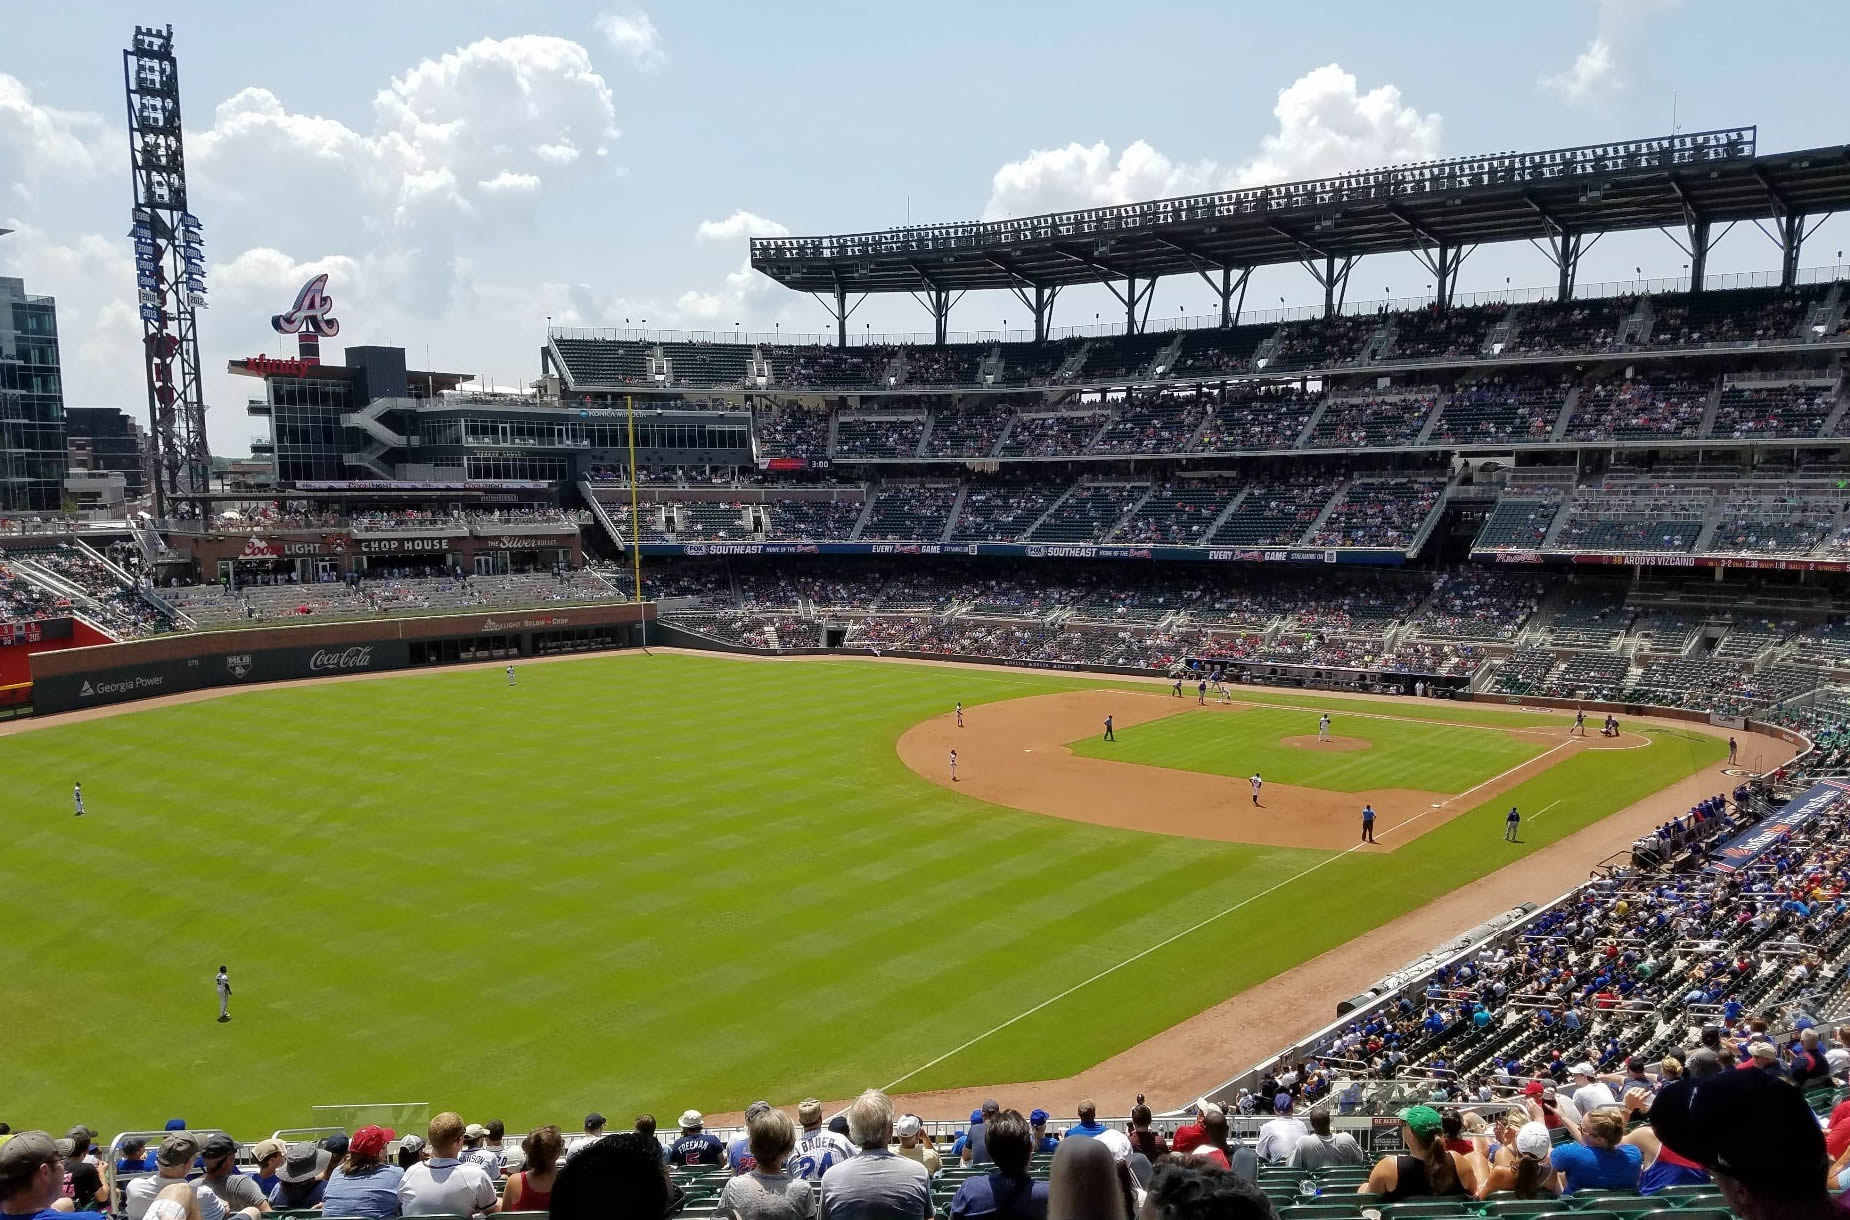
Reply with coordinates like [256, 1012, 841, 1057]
[29, 602, 654, 714]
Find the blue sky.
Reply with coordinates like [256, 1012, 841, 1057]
[3, 0, 1849, 453]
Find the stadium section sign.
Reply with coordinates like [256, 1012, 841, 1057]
[1710, 778, 1850, 872]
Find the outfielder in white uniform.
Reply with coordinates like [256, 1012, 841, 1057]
[506, 664, 516, 687]
[74, 782, 85, 817]
[1250, 773, 1263, 806]
[949, 749, 958, 782]
[216, 966, 232, 1022]
[1318, 713, 1331, 742]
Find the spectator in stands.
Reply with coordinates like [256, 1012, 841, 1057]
[548, 1133, 678, 1220]
[320, 1125, 403, 1220]
[632, 1116, 662, 1164]
[964, 1100, 1002, 1165]
[1652, 1069, 1833, 1220]
[146, 1185, 203, 1220]
[569, 1114, 606, 1159]
[396, 1138, 427, 1171]
[718, 1106, 812, 1220]
[125, 1134, 206, 1220]
[268, 1144, 330, 1210]
[817, 1090, 930, 1220]
[1046, 1136, 1131, 1220]
[1568, 1062, 1617, 1115]
[479, 1122, 510, 1176]
[729, 1103, 775, 1174]
[246, 1141, 286, 1199]
[791, 1102, 856, 1184]
[1288, 1106, 1361, 1170]
[1254, 1096, 1307, 1162]
[1548, 1105, 1641, 1194]
[1474, 1121, 1554, 1199]
[459, 1125, 500, 1180]
[55, 1162, 108, 1214]
[671, 1112, 725, 1169]
[1125, 1106, 1166, 1161]
[1181, 1110, 1255, 1180]
[949, 1109, 1046, 1220]
[198, 1135, 270, 1218]
[398, 1112, 498, 1218]
[1066, 1102, 1108, 1141]
[893, 1118, 940, 1177]
[498, 1127, 562, 1214]
[1359, 1106, 1478, 1200]
[1029, 1111, 1060, 1157]
[1, 1131, 64, 1220]
[117, 1140, 156, 1176]
[1140, 1162, 1278, 1220]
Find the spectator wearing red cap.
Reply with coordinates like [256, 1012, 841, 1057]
[321, 1127, 403, 1220]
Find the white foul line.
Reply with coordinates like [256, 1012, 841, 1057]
[880, 797, 1443, 1094]
[1529, 798, 1563, 823]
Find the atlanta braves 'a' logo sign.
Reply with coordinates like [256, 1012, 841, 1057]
[272, 273, 341, 337]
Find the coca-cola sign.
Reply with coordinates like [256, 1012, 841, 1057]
[308, 646, 375, 673]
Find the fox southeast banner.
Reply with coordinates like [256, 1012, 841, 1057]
[1710, 778, 1850, 873]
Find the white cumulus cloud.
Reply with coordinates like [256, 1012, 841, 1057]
[1541, 0, 1679, 106]
[0, 74, 112, 202]
[981, 63, 1441, 220]
[695, 210, 790, 242]
[596, 11, 666, 70]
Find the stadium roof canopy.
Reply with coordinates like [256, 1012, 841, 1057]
[749, 127, 1850, 341]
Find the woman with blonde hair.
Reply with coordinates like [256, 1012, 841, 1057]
[718, 1108, 813, 1220]
[1545, 1103, 1641, 1194]
[500, 1126, 564, 1214]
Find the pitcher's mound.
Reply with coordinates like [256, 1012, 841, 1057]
[1281, 734, 1371, 752]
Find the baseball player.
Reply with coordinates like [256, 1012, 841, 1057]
[1573, 708, 1586, 737]
[216, 965, 232, 1022]
[956, 701, 964, 728]
[73, 781, 85, 818]
[1361, 804, 1377, 844]
[949, 750, 958, 783]
[1318, 713, 1331, 743]
[1103, 715, 1115, 742]
[1504, 806, 1521, 842]
[1172, 675, 1183, 698]
[1728, 736, 1737, 763]
[1250, 773, 1263, 807]
[1197, 680, 1207, 705]
[506, 664, 517, 687]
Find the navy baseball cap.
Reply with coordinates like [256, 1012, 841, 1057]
[1650, 1070, 1826, 1191]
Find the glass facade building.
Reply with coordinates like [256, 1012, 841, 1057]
[270, 376, 354, 483]
[0, 277, 68, 511]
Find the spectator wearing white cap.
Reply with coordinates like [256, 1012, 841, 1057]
[669, 1113, 724, 1169]
[459, 1125, 501, 1181]
[818, 1090, 930, 1220]
[1569, 1064, 1616, 1116]
[893, 1118, 940, 1177]
[1473, 1122, 1554, 1199]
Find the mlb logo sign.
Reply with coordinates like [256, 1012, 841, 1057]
[226, 654, 253, 679]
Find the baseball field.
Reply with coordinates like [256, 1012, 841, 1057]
[0, 650, 1738, 1134]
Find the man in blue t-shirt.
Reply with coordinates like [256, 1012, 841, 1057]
[1064, 1100, 1108, 1140]
[668, 1112, 724, 1167]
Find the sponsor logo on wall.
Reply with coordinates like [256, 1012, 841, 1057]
[308, 646, 375, 673]
[226, 654, 253, 679]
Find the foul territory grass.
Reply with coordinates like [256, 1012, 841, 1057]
[1068, 704, 1545, 793]
[0, 654, 1720, 1133]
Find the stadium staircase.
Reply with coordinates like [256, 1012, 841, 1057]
[938, 485, 969, 543]
[1199, 487, 1252, 541]
[1294, 479, 1348, 545]
[1483, 308, 1522, 355]
[913, 409, 935, 456]
[846, 495, 879, 542]
[1549, 385, 1582, 441]
[1292, 397, 1328, 448]
[1148, 334, 1186, 379]
[1617, 297, 1653, 346]
[825, 410, 842, 459]
[1053, 343, 1091, 384]
[1697, 379, 1725, 437]
[1411, 392, 1449, 445]
[990, 408, 1021, 455]
[1021, 483, 1080, 539]
[79, 538, 193, 628]
[1250, 326, 1287, 369]
[975, 345, 1004, 385]
[1401, 477, 1454, 557]
[579, 478, 630, 552]
[1105, 485, 1158, 539]
[4, 553, 127, 641]
[1822, 383, 1850, 438]
[1358, 320, 1395, 364]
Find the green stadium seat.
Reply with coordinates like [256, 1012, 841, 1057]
[1643, 1188, 1725, 1208]
[1485, 1200, 1572, 1218]
[1278, 1204, 1366, 1220]
[1378, 1203, 1474, 1219]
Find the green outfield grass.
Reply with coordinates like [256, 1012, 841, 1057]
[0, 655, 1722, 1134]
[1068, 704, 1545, 792]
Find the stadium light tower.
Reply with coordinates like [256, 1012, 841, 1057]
[123, 24, 212, 521]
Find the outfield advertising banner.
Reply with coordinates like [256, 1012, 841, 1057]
[34, 640, 413, 715]
[1710, 778, 1850, 873]
[647, 541, 1403, 565]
